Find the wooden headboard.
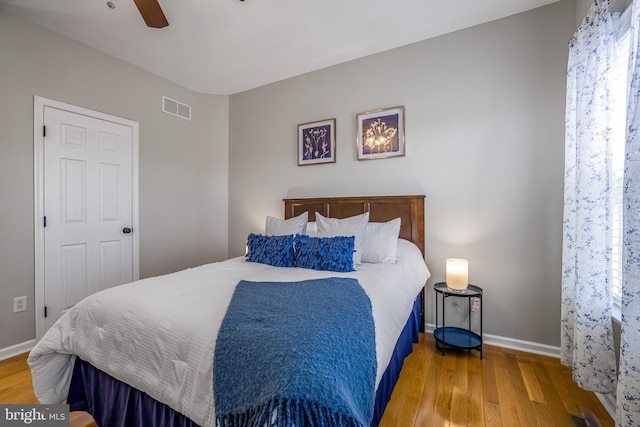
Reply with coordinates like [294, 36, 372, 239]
[283, 195, 425, 257]
[285, 194, 426, 331]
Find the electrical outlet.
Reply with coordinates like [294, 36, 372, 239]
[13, 296, 27, 313]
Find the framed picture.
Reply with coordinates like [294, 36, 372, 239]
[356, 106, 405, 160]
[298, 118, 336, 166]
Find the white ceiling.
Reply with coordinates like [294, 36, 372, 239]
[0, 0, 560, 95]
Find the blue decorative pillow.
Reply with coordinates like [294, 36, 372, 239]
[246, 233, 295, 267]
[293, 235, 355, 272]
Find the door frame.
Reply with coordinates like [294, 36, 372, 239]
[33, 96, 140, 341]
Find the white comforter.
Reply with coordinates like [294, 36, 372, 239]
[28, 239, 430, 427]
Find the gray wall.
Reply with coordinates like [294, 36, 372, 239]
[0, 10, 229, 350]
[229, 0, 576, 347]
[0, 0, 585, 352]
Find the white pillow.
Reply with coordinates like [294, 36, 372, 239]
[265, 211, 308, 236]
[316, 212, 369, 264]
[361, 218, 401, 263]
[305, 222, 318, 237]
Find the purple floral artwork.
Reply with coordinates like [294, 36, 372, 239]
[298, 119, 336, 165]
[302, 125, 332, 160]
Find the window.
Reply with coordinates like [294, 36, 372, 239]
[611, 8, 632, 319]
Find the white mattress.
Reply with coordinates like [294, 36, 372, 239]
[28, 239, 430, 427]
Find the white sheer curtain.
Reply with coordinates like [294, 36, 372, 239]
[561, 0, 617, 394]
[564, 0, 640, 425]
[617, 1, 640, 425]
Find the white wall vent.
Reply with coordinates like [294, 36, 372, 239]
[162, 96, 191, 121]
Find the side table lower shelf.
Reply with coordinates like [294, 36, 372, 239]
[433, 326, 483, 358]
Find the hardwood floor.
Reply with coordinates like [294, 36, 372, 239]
[380, 334, 614, 427]
[1, 335, 613, 427]
[0, 352, 96, 427]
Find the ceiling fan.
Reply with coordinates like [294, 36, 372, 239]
[132, 0, 169, 28]
[131, 0, 246, 29]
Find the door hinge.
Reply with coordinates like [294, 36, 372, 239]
[43, 216, 47, 227]
[44, 306, 48, 318]
[43, 125, 46, 138]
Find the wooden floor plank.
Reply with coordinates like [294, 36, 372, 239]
[0, 353, 31, 381]
[467, 370, 485, 427]
[529, 355, 579, 427]
[412, 340, 444, 426]
[503, 352, 542, 427]
[396, 341, 431, 425]
[484, 401, 504, 427]
[519, 360, 546, 403]
[493, 351, 528, 427]
[450, 385, 470, 426]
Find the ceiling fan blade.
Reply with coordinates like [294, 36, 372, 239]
[133, 0, 169, 28]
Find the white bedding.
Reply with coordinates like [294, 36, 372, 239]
[28, 239, 430, 427]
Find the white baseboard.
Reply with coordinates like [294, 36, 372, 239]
[596, 392, 617, 420]
[0, 340, 35, 361]
[424, 323, 561, 358]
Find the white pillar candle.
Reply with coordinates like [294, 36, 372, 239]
[446, 258, 468, 291]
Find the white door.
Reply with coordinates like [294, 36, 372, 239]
[40, 104, 136, 332]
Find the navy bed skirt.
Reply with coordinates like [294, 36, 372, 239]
[67, 297, 421, 427]
[369, 295, 420, 426]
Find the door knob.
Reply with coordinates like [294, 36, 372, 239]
[123, 227, 133, 234]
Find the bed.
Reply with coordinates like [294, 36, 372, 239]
[28, 195, 430, 427]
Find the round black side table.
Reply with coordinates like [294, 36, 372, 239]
[433, 282, 483, 359]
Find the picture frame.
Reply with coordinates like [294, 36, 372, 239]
[298, 118, 336, 166]
[356, 106, 405, 160]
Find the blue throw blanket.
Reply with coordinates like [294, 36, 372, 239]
[214, 278, 376, 427]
